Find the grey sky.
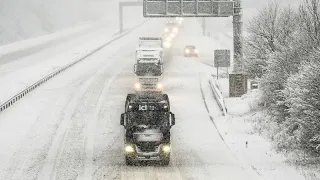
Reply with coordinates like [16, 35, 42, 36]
[243, 0, 303, 22]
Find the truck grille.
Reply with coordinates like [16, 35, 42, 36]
[136, 142, 159, 152]
[139, 78, 158, 83]
[141, 84, 156, 89]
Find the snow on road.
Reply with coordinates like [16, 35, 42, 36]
[0, 18, 312, 180]
[0, 19, 164, 180]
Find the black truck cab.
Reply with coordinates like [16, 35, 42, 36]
[120, 94, 175, 165]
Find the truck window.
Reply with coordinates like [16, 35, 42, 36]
[135, 63, 162, 76]
[128, 112, 170, 126]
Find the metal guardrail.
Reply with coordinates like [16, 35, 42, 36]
[209, 77, 227, 116]
[0, 20, 149, 113]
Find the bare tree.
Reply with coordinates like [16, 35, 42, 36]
[299, 0, 320, 47]
[244, 1, 299, 78]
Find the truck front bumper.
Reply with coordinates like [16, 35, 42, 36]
[125, 144, 170, 161]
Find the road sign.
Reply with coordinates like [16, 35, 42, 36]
[214, 50, 230, 67]
[229, 73, 247, 97]
[143, 0, 234, 17]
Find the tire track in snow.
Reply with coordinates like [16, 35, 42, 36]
[37, 63, 106, 180]
[81, 62, 126, 180]
[35, 40, 129, 178]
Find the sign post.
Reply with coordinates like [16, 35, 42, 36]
[233, 0, 243, 73]
[214, 49, 230, 79]
[216, 67, 219, 80]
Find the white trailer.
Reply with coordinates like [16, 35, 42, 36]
[134, 37, 164, 93]
[138, 37, 163, 48]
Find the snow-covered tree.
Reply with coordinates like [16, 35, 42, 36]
[246, 0, 320, 156]
[244, 2, 299, 79]
[299, 0, 320, 48]
[282, 51, 320, 155]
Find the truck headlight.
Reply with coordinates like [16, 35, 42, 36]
[163, 42, 171, 48]
[162, 145, 171, 153]
[157, 83, 163, 89]
[135, 83, 141, 89]
[125, 145, 135, 153]
[194, 49, 199, 54]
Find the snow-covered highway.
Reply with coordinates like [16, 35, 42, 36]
[0, 18, 306, 180]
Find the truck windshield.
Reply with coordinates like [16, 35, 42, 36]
[128, 112, 169, 126]
[139, 41, 162, 48]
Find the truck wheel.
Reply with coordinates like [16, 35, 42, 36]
[161, 159, 170, 166]
[125, 157, 134, 166]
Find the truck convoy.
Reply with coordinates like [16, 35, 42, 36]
[121, 26, 181, 166]
[120, 93, 175, 165]
[134, 37, 164, 92]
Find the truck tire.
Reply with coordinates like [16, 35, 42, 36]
[125, 157, 134, 166]
[161, 159, 170, 166]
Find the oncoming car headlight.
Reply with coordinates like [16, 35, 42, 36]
[185, 49, 190, 54]
[163, 42, 171, 48]
[162, 145, 171, 153]
[125, 145, 135, 153]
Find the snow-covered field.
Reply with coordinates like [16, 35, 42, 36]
[0, 11, 145, 105]
[0, 17, 318, 180]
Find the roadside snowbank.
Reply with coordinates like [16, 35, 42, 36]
[211, 78, 320, 180]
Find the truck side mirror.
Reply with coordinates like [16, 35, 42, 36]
[134, 64, 137, 73]
[120, 113, 125, 126]
[170, 112, 175, 126]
